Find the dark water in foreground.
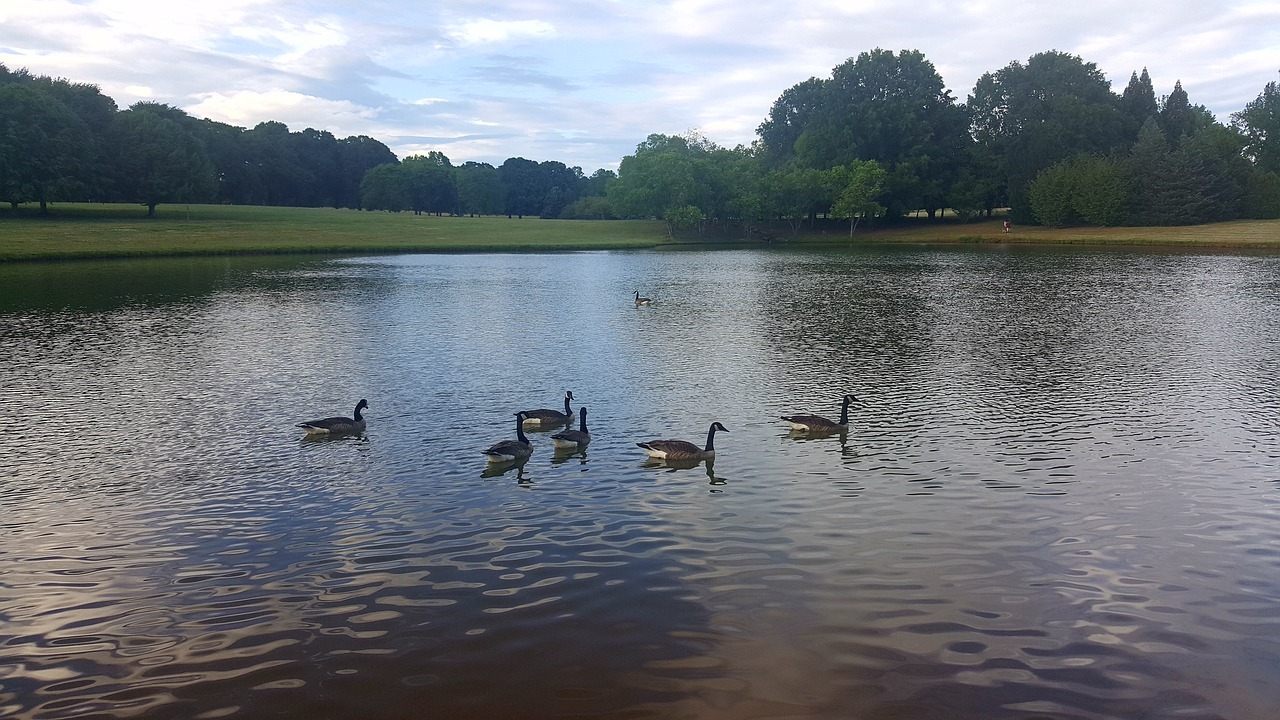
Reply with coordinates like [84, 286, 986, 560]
[2, 246, 1279, 719]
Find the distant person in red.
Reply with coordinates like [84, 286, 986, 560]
[1003, 219, 1011, 234]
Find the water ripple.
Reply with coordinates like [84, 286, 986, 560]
[3, 248, 1280, 718]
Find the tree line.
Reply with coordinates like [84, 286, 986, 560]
[616, 50, 1280, 233]
[3, 51, 1279, 228]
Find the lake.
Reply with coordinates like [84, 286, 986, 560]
[2, 245, 1279, 719]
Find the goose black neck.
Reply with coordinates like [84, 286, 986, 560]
[704, 424, 718, 452]
[354, 404, 365, 421]
[838, 397, 851, 425]
[578, 411, 588, 433]
[515, 416, 529, 443]
[563, 396, 572, 415]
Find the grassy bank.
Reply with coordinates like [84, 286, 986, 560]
[0, 204, 671, 261]
[2, 203, 1278, 261]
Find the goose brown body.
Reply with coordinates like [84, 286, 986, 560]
[551, 407, 590, 449]
[781, 394, 857, 431]
[637, 422, 728, 461]
[298, 399, 368, 435]
[484, 412, 534, 463]
[521, 391, 574, 427]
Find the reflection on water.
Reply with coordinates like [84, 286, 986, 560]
[3, 246, 1280, 719]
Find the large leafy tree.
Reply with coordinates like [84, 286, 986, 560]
[786, 49, 969, 217]
[106, 104, 216, 216]
[456, 161, 505, 216]
[0, 83, 95, 212]
[535, 160, 585, 218]
[830, 160, 887, 235]
[400, 152, 456, 215]
[761, 165, 830, 235]
[757, 77, 826, 168]
[969, 50, 1127, 223]
[335, 135, 397, 209]
[608, 134, 714, 221]
[1028, 154, 1129, 227]
[1233, 74, 1280, 174]
[360, 162, 409, 212]
[498, 157, 543, 218]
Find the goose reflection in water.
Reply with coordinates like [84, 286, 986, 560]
[641, 457, 727, 491]
[550, 447, 589, 467]
[300, 432, 370, 444]
[480, 456, 530, 480]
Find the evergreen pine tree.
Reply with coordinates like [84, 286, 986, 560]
[1161, 80, 1194, 146]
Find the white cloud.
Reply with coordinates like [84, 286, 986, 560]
[444, 18, 556, 46]
[187, 89, 378, 134]
[2, 0, 1278, 172]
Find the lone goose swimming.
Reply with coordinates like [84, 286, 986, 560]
[297, 399, 368, 436]
[521, 391, 574, 427]
[483, 412, 534, 463]
[781, 394, 857, 432]
[637, 422, 728, 461]
[551, 407, 590, 449]
[634, 290, 652, 306]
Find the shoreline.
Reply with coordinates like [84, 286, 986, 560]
[3, 204, 1278, 262]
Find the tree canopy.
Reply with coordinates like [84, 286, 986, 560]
[4, 53, 1279, 228]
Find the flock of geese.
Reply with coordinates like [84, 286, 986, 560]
[295, 289, 857, 468]
[297, 392, 861, 466]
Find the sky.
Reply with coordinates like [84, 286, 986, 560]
[2, 1, 1278, 173]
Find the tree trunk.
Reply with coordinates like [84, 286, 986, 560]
[147, 202, 157, 217]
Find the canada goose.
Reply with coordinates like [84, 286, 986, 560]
[781, 394, 857, 432]
[551, 407, 590, 449]
[637, 422, 728, 461]
[297, 399, 368, 435]
[521, 391, 574, 427]
[483, 412, 534, 463]
[634, 290, 652, 306]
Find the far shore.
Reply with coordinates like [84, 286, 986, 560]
[2, 203, 1278, 262]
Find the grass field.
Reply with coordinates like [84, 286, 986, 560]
[1, 203, 1278, 261]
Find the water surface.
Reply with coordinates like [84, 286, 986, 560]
[3, 246, 1279, 719]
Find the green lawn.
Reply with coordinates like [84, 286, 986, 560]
[2, 203, 1278, 261]
[0, 204, 672, 260]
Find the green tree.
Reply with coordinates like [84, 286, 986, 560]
[1125, 117, 1247, 225]
[609, 134, 715, 221]
[1160, 80, 1195, 145]
[1071, 155, 1130, 226]
[788, 49, 969, 217]
[0, 83, 94, 212]
[583, 168, 616, 196]
[662, 204, 703, 236]
[1031, 154, 1130, 227]
[559, 195, 614, 219]
[1233, 73, 1280, 174]
[969, 51, 1127, 223]
[401, 152, 456, 215]
[456, 161, 505, 216]
[335, 135, 397, 209]
[1120, 68, 1159, 142]
[360, 162, 409, 212]
[1028, 162, 1076, 226]
[757, 77, 826, 168]
[829, 160, 887, 234]
[762, 165, 829, 235]
[106, 105, 216, 216]
[498, 157, 542, 218]
[1242, 171, 1280, 218]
